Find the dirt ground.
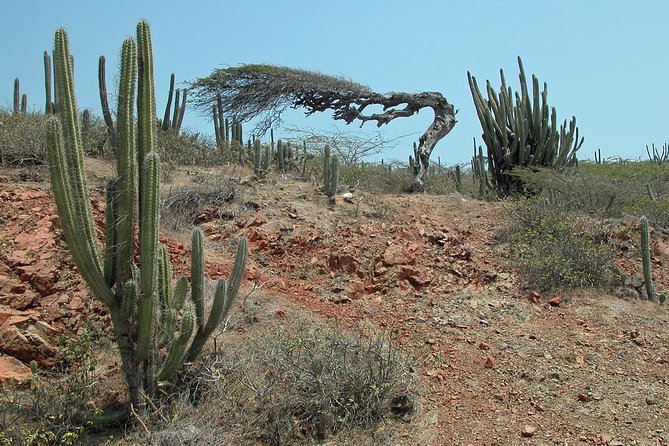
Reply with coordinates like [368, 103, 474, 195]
[0, 159, 668, 445]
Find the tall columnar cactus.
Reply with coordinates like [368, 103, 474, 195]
[98, 55, 119, 151]
[468, 57, 584, 195]
[161, 73, 187, 134]
[47, 22, 248, 411]
[44, 51, 55, 114]
[640, 216, 655, 301]
[322, 144, 339, 205]
[13, 78, 26, 114]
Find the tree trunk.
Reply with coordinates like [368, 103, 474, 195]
[411, 105, 457, 192]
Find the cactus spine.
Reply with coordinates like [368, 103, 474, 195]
[640, 216, 655, 301]
[47, 22, 247, 411]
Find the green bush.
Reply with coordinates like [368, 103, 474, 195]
[507, 197, 616, 290]
[0, 110, 48, 165]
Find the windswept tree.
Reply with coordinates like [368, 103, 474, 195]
[189, 65, 457, 192]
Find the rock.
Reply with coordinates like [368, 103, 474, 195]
[484, 355, 494, 368]
[0, 325, 59, 367]
[0, 355, 32, 385]
[645, 395, 658, 405]
[341, 192, 354, 203]
[521, 425, 536, 437]
[548, 296, 562, 306]
[327, 254, 360, 276]
[479, 342, 490, 350]
[578, 393, 593, 402]
[382, 244, 414, 266]
[528, 291, 541, 304]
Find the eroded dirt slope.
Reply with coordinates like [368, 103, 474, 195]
[1, 163, 668, 445]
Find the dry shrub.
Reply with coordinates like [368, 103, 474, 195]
[161, 182, 240, 230]
[129, 325, 416, 446]
[506, 197, 617, 290]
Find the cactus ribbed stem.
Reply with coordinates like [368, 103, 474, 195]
[136, 153, 161, 364]
[640, 216, 655, 301]
[44, 51, 53, 114]
[115, 38, 137, 286]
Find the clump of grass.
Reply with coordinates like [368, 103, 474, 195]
[506, 197, 617, 290]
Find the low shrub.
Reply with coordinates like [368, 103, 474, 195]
[507, 197, 617, 290]
[129, 325, 416, 446]
[0, 110, 48, 166]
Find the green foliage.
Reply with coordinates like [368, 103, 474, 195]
[468, 57, 583, 195]
[507, 197, 616, 290]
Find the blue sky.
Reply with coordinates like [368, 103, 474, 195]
[1, 1, 668, 164]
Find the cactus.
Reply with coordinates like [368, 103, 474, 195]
[468, 57, 583, 195]
[322, 145, 339, 205]
[161, 73, 187, 134]
[640, 216, 655, 301]
[44, 51, 55, 114]
[47, 22, 247, 411]
[454, 165, 462, 193]
[13, 78, 26, 114]
[646, 143, 668, 165]
[253, 138, 261, 174]
[98, 55, 119, 151]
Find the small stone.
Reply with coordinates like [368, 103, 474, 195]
[521, 425, 535, 437]
[528, 291, 541, 304]
[548, 296, 562, 306]
[645, 395, 657, 405]
[484, 355, 494, 368]
[479, 342, 490, 350]
[578, 393, 593, 402]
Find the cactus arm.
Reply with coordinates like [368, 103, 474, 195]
[191, 228, 206, 330]
[53, 28, 103, 276]
[44, 51, 54, 114]
[98, 56, 118, 149]
[175, 88, 187, 134]
[136, 20, 156, 167]
[103, 179, 118, 287]
[115, 38, 137, 287]
[222, 238, 248, 315]
[640, 216, 655, 300]
[135, 153, 161, 364]
[157, 301, 195, 381]
[162, 73, 175, 131]
[47, 119, 115, 306]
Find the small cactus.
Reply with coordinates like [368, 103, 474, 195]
[640, 216, 655, 301]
